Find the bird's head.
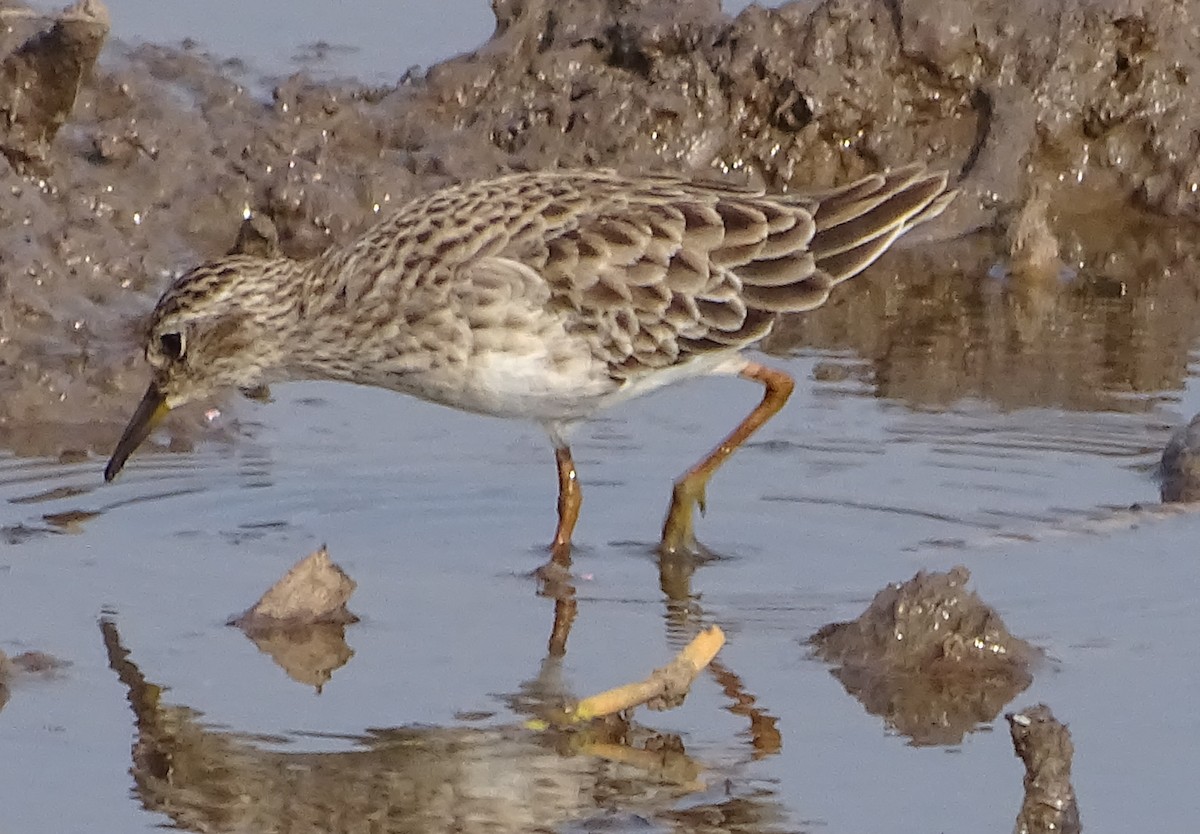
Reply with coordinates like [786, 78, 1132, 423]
[104, 256, 300, 481]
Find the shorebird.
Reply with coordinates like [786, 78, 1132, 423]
[104, 165, 954, 555]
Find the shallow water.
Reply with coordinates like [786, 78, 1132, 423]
[24, 0, 496, 81]
[5, 3, 1200, 833]
[21, 0, 780, 83]
[5, 327, 1200, 831]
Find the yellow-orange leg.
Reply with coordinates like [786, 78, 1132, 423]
[545, 448, 580, 656]
[551, 444, 582, 561]
[660, 361, 795, 554]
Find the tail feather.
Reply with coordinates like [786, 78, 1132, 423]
[731, 165, 953, 313]
[809, 164, 924, 229]
[807, 169, 950, 262]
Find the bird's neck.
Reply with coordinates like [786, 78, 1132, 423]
[272, 251, 374, 383]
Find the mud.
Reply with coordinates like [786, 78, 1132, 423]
[229, 546, 358, 630]
[809, 566, 1039, 745]
[1, 0, 1200, 460]
[1007, 704, 1082, 834]
[0, 0, 108, 172]
[226, 547, 358, 689]
[1159, 411, 1200, 502]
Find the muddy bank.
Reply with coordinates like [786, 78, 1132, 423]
[3, 0, 1200, 457]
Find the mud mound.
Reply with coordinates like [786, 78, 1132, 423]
[810, 566, 1039, 745]
[4, 0, 1200, 458]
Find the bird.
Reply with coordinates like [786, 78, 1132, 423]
[104, 165, 954, 557]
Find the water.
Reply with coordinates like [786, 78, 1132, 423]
[26, 0, 495, 82]
[20, 0, 784, 83]
[5, 332, 1200, 830]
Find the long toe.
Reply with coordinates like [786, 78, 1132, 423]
[660, 477, 707, 555]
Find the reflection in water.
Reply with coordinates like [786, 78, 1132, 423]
[0, 439, 274, 541]
[708, 659, 783, 760]
[0, 457, 107, 540]
[0, 649, 69, 713]
[767, 221, 1200, 413]
[41, 508, 100, 532]
[238, 623, 355, 690]
[101, 618, 789, 834]
[657, 552, 783, 760]
[534, 546, 781, 763]
[810, 567, 1038, 746]
[665, 793, 791, 834]
[534, 558, 579, 658]
[547, 594, 577, 658]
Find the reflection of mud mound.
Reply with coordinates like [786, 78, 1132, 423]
[236, 624, 354, 691]
[1159, 412, 1200, 503]
[666, 794, 789, 834]
[7, 0, 1200, 457]
[0, 648, 68, 710]
[810, 566, 1038, 745]
[1007, 704, 1082, 834]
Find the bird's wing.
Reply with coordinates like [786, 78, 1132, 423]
[508, 166, 951, 379]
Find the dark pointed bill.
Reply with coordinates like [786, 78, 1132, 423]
[104, 383, 170, 482]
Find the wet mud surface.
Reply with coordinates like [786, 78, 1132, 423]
[4, 0, 1200, 454]
[1008, 704, 1082, 834]
[4, 0, 1200, 831]
[810, 566, 1039, 746]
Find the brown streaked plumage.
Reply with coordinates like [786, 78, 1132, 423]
[105, 165, 955, 556]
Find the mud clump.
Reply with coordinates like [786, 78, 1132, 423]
[1007, 704, 1082, 834]
[1159, 412, 1200, 503]
[0, 0, 108, 172]
[810, 566, 1039, 745]
[5, 0, 1200, 461]
[230, 546, 358, 630]
[229, 546, 358, 689]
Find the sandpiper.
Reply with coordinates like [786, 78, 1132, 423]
[105, 166, 954, 555]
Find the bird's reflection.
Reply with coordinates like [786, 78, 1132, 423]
[657, 548, 783, 760]
[101, 601, 788, 834]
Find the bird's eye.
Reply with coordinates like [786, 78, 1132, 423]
[159, 332, 185, 361]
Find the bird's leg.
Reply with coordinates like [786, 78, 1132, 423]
[548, 595, 577, 657]
[551, 444, 582, 562]
[661, 362, 795, 555]
[544, 447, 580, 655]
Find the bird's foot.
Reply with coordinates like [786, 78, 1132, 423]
[660, 476, 707, 556]
[533, 543, 576, 600]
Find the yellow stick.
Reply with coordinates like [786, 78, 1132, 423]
[570, 625, 725, 721]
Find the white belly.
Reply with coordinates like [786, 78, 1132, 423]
[391, 346, 748, 424]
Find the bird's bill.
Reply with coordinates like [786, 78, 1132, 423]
[104, 383, 170, 482]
